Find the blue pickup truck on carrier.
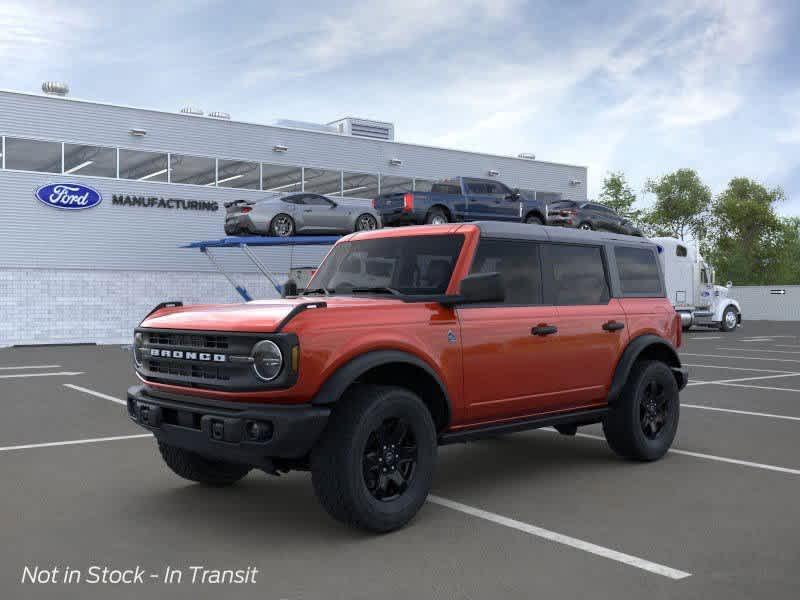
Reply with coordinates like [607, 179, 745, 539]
[373, 177, 550, 227]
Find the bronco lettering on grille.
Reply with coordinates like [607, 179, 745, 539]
[149, 348, 227, 362]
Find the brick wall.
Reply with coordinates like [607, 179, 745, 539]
[0, 269, 282, 347]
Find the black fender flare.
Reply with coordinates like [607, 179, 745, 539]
[606, 334, 686, 404]
[310, 350, 452, 425]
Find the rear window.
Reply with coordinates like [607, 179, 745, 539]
[615, 246, 662, 296]
[430, 183, 461, 195]
[544, 244, 610, 305]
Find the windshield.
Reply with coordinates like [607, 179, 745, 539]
[307, 234, 464, 296]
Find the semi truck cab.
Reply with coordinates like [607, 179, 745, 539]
[653, 237, 742, 332]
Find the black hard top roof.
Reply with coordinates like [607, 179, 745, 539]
[474, 221, 655, 248]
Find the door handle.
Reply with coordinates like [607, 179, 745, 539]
[602, 321, 625, 331]
[303, 209, 312, 213]
[532, 325, 558, 336]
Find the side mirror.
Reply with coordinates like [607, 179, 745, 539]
[454, 272, 505, 304]
[282, 279, 299, 298]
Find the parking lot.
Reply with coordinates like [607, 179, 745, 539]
[2, 321, 800, 599]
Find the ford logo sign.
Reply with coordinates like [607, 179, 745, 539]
[35, 183, 103, 210]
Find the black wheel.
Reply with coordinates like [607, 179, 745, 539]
[224, 224, 240, 236]
[720, 306, 738, 332]
[602, 360, 679, 461]
[269, 213, 295, 237]
[525, 214, 544, 225]
[355, 213, 379, 231]
[311, 384, 437, 532]
[157, 442, 251, 486]
[578, 222, 593, 231]
[425, 208, 449, 225]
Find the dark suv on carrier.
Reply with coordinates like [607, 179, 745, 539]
[548, 200, 642, 236]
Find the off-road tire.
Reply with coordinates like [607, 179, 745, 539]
[602, 360, 679, 461]
[525, 214, 544, 225]
[720, 306, 739, 332]
[311, 384, 437, 532]
[157, 442, 251, 486]
[425, 208, 449, 225]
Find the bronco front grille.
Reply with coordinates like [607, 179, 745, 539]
[136, 329, 265, 391]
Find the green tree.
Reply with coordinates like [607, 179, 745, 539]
[642, 169, 711, 240]
[598, 171, 640, 221]
[707, 178, 789, 285]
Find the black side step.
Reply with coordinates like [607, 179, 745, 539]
[438, 407, 607, 445]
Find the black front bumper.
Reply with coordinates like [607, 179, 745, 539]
[379, 210, 421, 226]
[127, 385, 330, 467]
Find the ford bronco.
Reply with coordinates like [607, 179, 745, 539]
[128, 222, 687, 532]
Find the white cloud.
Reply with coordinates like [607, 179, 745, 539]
[0, 1, 93, 68]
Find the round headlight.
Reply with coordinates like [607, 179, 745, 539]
[252, 340, 283, 381]
[133, 332, 144, 368]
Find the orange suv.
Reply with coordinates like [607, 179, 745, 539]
[127, 222, 687, 531]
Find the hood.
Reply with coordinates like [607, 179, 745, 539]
[139, 296, 399, 333]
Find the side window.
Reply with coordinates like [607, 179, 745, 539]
[466, 182, 487, 194]
[676, 245, 688, 257]
[469, 239, 543, 305]
[615, 246, 662, 296]
[545, 244, 610, 305]
[305, 195, 334, 206]
[283, 195, 303, 205]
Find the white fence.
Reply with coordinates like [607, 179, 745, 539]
[729, 285, 800, 321]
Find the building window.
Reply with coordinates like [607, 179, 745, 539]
[170, 154, 216, 186]
[342, 171, 379, 198]
[413, 178, 436, 192]
[304, 167, 342, 195]
[380, 176, 413, 195]
[4, 137, 61, 173]
[119, 149, 168, 182]
[217, 159, 260, 189]
[63, 143, 117, 177]
[262, 163, 302, 192]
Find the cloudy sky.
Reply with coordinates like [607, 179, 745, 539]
[2, 0, 799, 214]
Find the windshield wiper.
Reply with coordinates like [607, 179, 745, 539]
[302, 287, 331, 296]
[351, 286, 402, 296]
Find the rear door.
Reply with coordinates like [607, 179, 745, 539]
[484, 181, 520, 221]
[458, 237, 566, 422]
[541, 243, 628, 407]
[463, 179, 492, 221]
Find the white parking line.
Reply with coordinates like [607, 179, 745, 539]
[739, 338, 774, 342]
[0, 434, 152, 453]
[682, 353, 800, 364]
[0, 371, 84, 379]
[687, 373, 800, 387]
[714, 382, 800, 394]
[774, 344, 800, 349]
[683, 403, 800, 422]
[63, 384, 126, 406]
[0, 364, 62, 370]
[683, 363, 795, 374]
[427, 495, 691, 580]
[717, 347, 800, 355]
[686, 336, 721, 340]
[545, 430, 800, 476]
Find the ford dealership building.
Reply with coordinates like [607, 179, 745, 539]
[0, 86, 588, 346]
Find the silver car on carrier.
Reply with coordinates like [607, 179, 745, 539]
[224, 192, 382, 237]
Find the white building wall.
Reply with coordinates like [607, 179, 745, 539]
[728, 286, 800, 321]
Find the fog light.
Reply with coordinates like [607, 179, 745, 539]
[244, 420, 273, 442]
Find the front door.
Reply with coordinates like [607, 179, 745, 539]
[458, 238, 567, 422]
[301, 195, 340, 231]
